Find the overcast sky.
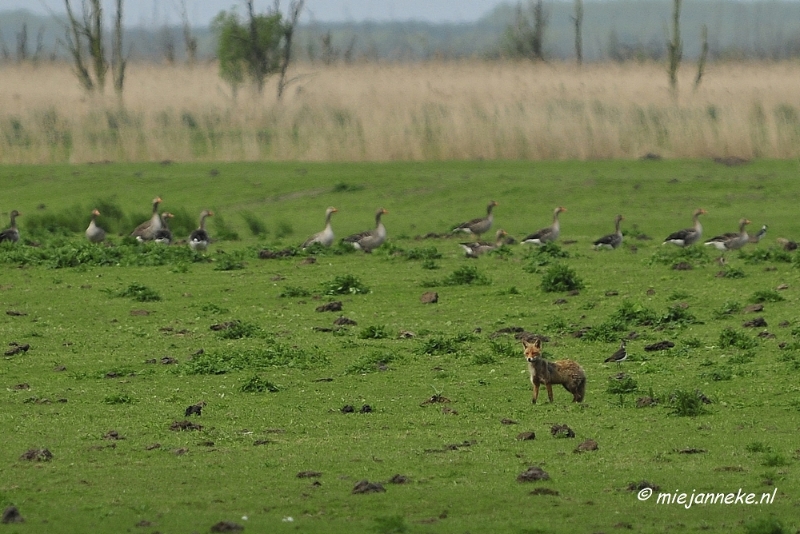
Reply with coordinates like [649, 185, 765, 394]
[2, 0, 507, 26]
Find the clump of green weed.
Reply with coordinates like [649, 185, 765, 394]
[241, 211, 268, 236]
[103, 393, 135, 404]
[762, 453, 789, 467]
[473, 352, 497, 365]
[544, 317, 570, 335]
[332, 182, 364, 193]
[421, 258, 440, 270]
[215, 320, 263, 340]
[700, 367, 733, 381]
[743, 517, 790, 534]
[441, 265, 491, 286]
[740, 248, 792, 264]
[746, 441, 772, 453]
[583, 318, 627, 343]
[274, 220, 294, 239]
[415, 336, 466, 356]
[213, 250, 246, 271]
[345, 352, 396, 374]
[372, 515, 408, 534]
[280, 286, 311, 298]
[607, 375, 638, 394]
[668, 389, 709, 416]
[540, 264, 584, 292]
[489, 339, 516, 358]
[658, 304, 698, 327]
[749, 289, 785, 303]
[113, 282, 161, 302]
[649, 245, 711, 267]
[718, 266, 746, 278]
[200, 303, 229, 314]
[611, 300, 657, 326]
[240, 374, 280, 393]
[322, 274, 370, 295]
[405, 247, 442, 261]
[183, 342, 325, 374]
[358, 325, 390, 339]
[719, 327, 758, 350]
[730, 351, 755, 364]
[713, 300, 741, 319]
[211, 213, 240, 241]
[523, 241, 569, 271]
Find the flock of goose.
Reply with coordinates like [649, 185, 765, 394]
[0, 199, 773, 257]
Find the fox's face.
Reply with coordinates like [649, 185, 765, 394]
[522, 338, 542, 363]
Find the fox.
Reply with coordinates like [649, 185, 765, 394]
[523, 338, 586, 404]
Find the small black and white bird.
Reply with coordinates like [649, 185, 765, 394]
[749, 224, 768, 244]
[604, 340, 627, 367]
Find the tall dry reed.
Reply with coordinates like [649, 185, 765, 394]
[1, 60, 799, 163]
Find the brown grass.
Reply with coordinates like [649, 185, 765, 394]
[2, 60, 800, 163]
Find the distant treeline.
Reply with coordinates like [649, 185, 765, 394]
[2, 1, 800, 63]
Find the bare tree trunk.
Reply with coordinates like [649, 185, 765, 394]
[180, 0, 197, 66]
[667, 0, 682, 96]
[531, 0, 546, 61]
[277, 0, 304, 100]
[694, 24, 708, 91]
[246, 0, 267, 93]
[33, 26, 45, 63]
[0, 30, 10, 61]
[87, 0, 107, 90]
[63, 0, 94, 91]
[112, 0, 126, 95]
[573, 0, 583, 66]
[16, 23, 27, 63]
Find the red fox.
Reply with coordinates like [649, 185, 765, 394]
[523, 338, 586, 404]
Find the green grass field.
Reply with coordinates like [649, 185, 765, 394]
[1, 160, 799, 533]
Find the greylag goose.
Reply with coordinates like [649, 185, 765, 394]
[452, 200, 498, 239]
[593, 215, 624, 249]
[0, 210, 21, 243]
[663, 208, 706, 247]
[343, 208, 388, 252]
[302, 207, 338, 248]
[460, 229, 508, 258]
[704, 218, 750, 252]
[522, 206, 566, 245]
[604, 340, 627, 367]
[749, 224, 767, 244]
[189, 210, 213, 251]
[85, 209, 106, 243]
[131, 197, 162, 241]
[154, 212, 174, 244]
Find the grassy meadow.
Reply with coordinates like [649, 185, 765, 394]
[3, 61, 800, 163]
[0, 159, 799, 533]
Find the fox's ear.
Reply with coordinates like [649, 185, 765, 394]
[522, 340, 530, 348]
[533, 337, 541, 348]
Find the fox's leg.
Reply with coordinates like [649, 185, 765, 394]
[545, 382, 554, 403]
[532, 376, 540, 404]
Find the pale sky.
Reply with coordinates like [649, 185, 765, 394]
[0, 0, 508, 26]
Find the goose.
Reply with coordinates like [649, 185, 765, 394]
[302, 207, 338, 248]
[131, 197, 162, 241]
[749, 224, 767, 244]
[704, 218, 750, 252]
[460, 229, 508, 258]
[0, 210, 21, 243]
[153, 212, 174, 244]
[343, 208, 388, 252]
[452, 200, 498, 239]
[522, 206, 566, 245]
[604, 340, 627, 367]
[593, 214, 624, 249]
[777, 237, 797, 251]
[85, 209, 106, 243]
[663, 208, 706, 247]
[189, 210, 214, 251]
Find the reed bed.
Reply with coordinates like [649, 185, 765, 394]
[1, 60, 800, 163]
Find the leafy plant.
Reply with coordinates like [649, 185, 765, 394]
[712, 300, 741, 319]
[322, 274, 370, 295]
[215, 320, 264, 340]
[668, 389, 709, 416]
[405, 246, 442, 260]
[103, 393, 135, 404]
[241, 210, 268, 236]
[240, 374, 280, 393]
[279, 285, 311, 298]
[358, 325, 390, 339]
[606, 375, 638, 394]
[345, 352, 396, 374]
[214, 250, 246, 271]
[749, 290, 785, 304]
[441, 265, 491, 286]
[719, 327, 758, 350]
[540, 263, 584, 292]
[115, 282, 161, 302]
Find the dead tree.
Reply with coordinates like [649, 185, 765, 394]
[531, 0, 547, 61]
[180, 0, 198, 66]
[62, 0, 106, 91]
[572, 0, 583, 66]
[667, 0, 682, 95]
[111, 0, 126, 94]
[277, 0, 305, 100]
[16, 23, 27, 63]
[694, 24, 708, 90]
